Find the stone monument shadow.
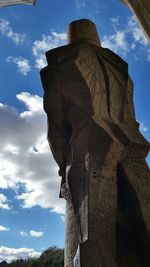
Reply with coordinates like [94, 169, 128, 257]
[117, 163, 150, 267]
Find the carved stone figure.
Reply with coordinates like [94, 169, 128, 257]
[40, 19, 150, 267]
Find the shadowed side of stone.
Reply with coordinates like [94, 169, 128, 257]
[117, 161, 150, 267]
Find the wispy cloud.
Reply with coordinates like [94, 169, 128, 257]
[75, 0, 85, 9]
[32, 32, 67, 69]
[0, 92, 65, 214]
[0, 225, 10, 232]
[102, 16, 149, 60]
[147, 49, 150, 61]
[6, 56, 31, 76]
[74, 0, 101, 14]
[30, 230, 43, 237]
[0, 18, 25, 45]
[61, 215, 66, 222]
[0, 246, 41, 263]
[127, 16, 148, 46]
[139, 121, 148, 133]
[0, 194, 11, 210]
[20, 230, 43, 237]
[20, 231, 28, 237]
[102, 30, 129, 56]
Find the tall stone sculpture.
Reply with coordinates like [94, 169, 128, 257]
[40, 19, 150, 267]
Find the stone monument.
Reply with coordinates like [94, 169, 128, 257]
[40, 19, 150, 267]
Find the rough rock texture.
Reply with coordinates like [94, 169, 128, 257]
[40, 19, 150, 267]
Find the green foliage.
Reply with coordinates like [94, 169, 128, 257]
[0, 247, 64, 267]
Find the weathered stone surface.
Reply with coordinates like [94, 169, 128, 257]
[40, 19, 150, 267]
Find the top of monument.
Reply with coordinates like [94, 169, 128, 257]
[67, 19, 101, 47]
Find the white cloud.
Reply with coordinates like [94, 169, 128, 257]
[32, 32, 67, 69]
[30, 230, 43, 237]
[20, 231, 28, 237]
[75, 0, 100, 14]
[75, 0, 85, 9]
[139, 121, 148, 133]
[51, 32, 67, 41]
[0, 194, 11, 210]
[4, 144, 19, 155]
[127, 16, 148, 46]
[0, 225, 10, 232]
[20, 230, 43, 238]
[0, 246, 41, 262]
[102, 30, 129, 56]
[102, 16, 149, 60]
[6, 57, 31, 76]
[0, 92, 65, 214]
[147, 49, 150, 61]
[16, 92, 43, 115]
[0, 18, 25, 45]
[61, 215, 66, 222]
[30, 251, 41, 258]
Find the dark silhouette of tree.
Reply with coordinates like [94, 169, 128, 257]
[0, 261, 8, 267]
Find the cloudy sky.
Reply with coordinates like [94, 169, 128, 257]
[0, 0, 149, 262]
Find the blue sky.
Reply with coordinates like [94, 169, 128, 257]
[0, 0, 149, 262]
